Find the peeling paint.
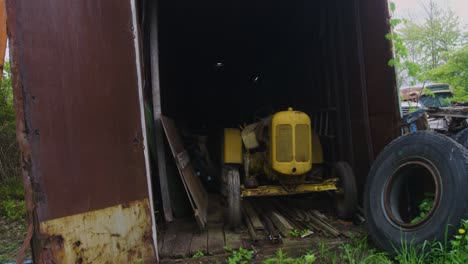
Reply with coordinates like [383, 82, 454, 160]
[38, 199, 156, 263]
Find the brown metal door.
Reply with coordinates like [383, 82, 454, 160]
[7, 0, 157, 263]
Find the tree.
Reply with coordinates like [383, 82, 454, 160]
[386, 3, 422, 88]
[392, 0, 464, 87]
[425, 46, 468, 101]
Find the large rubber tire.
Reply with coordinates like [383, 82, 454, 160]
[453, 127, 468, 148]
[226, 168, 242, 228]
[365, 131, 468, 253]
[333, 162, 358, 219]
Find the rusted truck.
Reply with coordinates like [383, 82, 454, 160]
[10, 0, 467, 263]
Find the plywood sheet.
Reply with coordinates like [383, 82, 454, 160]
[161, 116, 208, 228]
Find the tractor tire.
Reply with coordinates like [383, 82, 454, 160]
[453, 127, 468, 148]
[365, 131, 468, 253]
[333, 162, 358, 219]
[225, 167, 242, 228]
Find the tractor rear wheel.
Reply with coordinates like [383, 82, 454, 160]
[333, 161, 358, 219]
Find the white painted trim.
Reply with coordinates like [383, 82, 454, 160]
[130, 0, 159, 261]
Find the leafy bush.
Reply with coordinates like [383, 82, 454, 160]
[0, 176, 25, 222]
[0, 61, 20, 181]
[226, 247, 253, 264]
[0, 60, 24, 222]
[0, 199, 25, 221]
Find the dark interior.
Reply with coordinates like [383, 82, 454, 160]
[140, 0, 399, 202]
[155, 0, 359, 163]
[158, 0, 340, 123]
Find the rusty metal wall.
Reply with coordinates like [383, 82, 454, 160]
[7, 0, 149, 222]
[7, 0, 157, 262]
[360, 0, 400, 156]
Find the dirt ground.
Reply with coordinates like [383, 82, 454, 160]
[0, 215, 29, 263]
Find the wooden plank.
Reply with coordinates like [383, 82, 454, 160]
[161, 116, 208, 228]
[253, 200, 281, 242]
[160, 232, 177, 258]
[269, 211, 295, 238]
[207, 194, 224, 223]
[242, 207, 257, 241]
[308, 211, 340, 237]
[171, 232, 194, 258]
[224, 230, 242, 250]
[243, 200, 264, 230]
[149, 0, 173, 222]
[189, 230, 208, 255]
[257, 199, 293, 238]
[207, 224, 225, 255]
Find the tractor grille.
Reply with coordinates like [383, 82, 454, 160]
[276, 124, 293, 162]
[295, 124, 310, 162]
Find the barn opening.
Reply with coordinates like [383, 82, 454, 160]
[137, 0, 399, 257]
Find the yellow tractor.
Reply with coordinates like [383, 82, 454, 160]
[221, 108, 358, 226]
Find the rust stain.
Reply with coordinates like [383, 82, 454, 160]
[37, 199, 156, 263]
[5, 0, 36, 263]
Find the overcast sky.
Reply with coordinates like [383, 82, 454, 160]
[392, 0, 468, 26]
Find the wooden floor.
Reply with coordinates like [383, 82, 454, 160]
[157, 194, 365, 262]
[158, 194, 244, 258]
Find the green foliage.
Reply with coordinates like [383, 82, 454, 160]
[221, 224, 468, 264]
[316, 237, 392, 264]
[0, 176, 25, 222]
[0, 60, 24, 222]
[393, 239, 436, 264]
[411, 193, 435, 224]
[0, 61, 20, 181]
[425, 46, 468, 101]
[400, 1, 463, 72]
[288, 229, 310, 239]
[192, 250, 205, 259]
[263, 249, 294, 264]
[388, 1, 466, 88]
[386, 2, 423, 87]
[262, 249, 316, 264]
[445, 220, 468, 263]
[297, 252, 316, 264]
[226, 247, 253, 264]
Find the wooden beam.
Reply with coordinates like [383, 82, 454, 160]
[149, 0, 173, 222]
[242, 199, 264, 230]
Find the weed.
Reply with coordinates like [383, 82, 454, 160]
[410, 193, 435, 224]
[192, 250, 205, 259]
[288, 229, 310, 239]
[263, 249, 294, 264]
[224, 244, 233, 252]
[444, 220, 468, 263]
[226, 247, 253, 264]
[299, 252, 317, 264]
[317, 242, 338, 264]
[393, 239, 431, 264]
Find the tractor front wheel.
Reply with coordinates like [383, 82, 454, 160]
[333, 161, 358, 219]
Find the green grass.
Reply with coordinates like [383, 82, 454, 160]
[0, 176, 25, 222]
[230, 222, 468, 264]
